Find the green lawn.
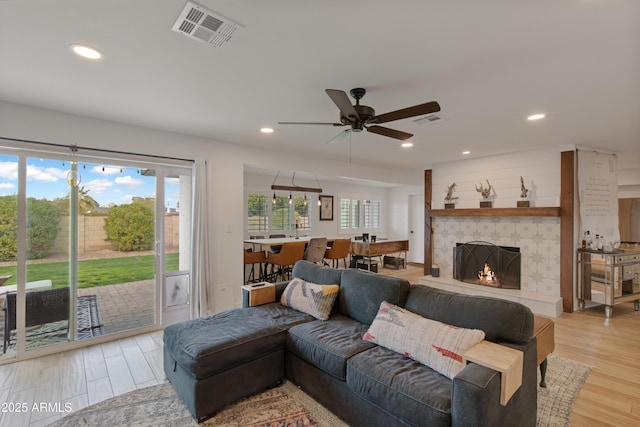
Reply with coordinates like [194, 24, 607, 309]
[0, 253, 179, 289]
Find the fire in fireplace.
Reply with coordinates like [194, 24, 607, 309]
[453, 241, 521, 289]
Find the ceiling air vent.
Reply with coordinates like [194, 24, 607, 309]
[413, 114, 446, 126]
[172, 1, 243, 47]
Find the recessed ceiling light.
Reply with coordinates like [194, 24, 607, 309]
[462, 150, 471, 155]
[70, 44, 103, 60]
[527, 113, 545, 121]
[401, 142, 413, 148]
[260, 127, 274, 134]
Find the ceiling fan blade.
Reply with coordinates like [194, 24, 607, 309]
[278, 121, 344, 126]
[366, 125, 413, 140]
[371, 101, 441, 124]
[325, 89, 359, 121]
[327, 129, 351, 145]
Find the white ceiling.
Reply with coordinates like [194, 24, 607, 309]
[1, 0, 639, 173]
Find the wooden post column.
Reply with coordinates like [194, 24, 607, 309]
[424, 170, 432, 275]
[560, 150, 575, 312]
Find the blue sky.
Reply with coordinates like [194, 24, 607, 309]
[0, 155, 180, 208]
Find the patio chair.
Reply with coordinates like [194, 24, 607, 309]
[3, 288, 69, 354]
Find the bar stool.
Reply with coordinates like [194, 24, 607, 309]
[266, 241, 305, 281]
[244, 249, 266, 285]
[268, 234, 286, 254]
[324, 238, 351, 269]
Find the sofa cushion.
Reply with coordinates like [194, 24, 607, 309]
[339, 268, 410, 325]
[292, 260, 343, 286]
[280, 277, 339, 320]
[363, 301, 485, 379]
[286, 314, 375, 380]
[404, 284, 534, 344]
[164, 303, 314, 379]
[347, 345, 452, 427]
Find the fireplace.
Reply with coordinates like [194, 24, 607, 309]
[453, 241, 521, 289]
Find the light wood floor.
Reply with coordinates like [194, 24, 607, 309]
[0, 331, 165, 427]
[2, 264, 639, 426]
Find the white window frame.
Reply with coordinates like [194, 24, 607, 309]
[338, 195, 383, 234]
[245, 190, 313, 235]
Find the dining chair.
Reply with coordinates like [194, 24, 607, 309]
[266, 241, 305, 281]
[243, 248, 266, 285]
[303, 237, 328, 264]
[268, 234, 287, 254]
[324, 238, 351, 269]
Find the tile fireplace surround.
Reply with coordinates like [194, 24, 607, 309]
[422, 216, 563, 317]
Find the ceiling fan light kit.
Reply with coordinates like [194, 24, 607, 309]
[279, 87, 440, 144]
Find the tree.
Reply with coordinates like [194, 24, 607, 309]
[0, 195, 61, 261]
[54, 185, 99, 215]
[103, 203, 154, 251]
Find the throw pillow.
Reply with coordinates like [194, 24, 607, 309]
[363, 301, 485, 379]
[280, 278, 339, 320]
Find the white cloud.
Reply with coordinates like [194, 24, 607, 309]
[26, 164, 67, 183]
[83, 178, 114, 195]
[0, 161, 18, 180]
[0, 182, 15, 190]
[115, 175, 144, 189]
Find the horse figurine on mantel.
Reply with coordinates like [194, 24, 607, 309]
[445, 183, 459, 202]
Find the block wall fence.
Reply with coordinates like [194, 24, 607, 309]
[51, 214, 180, 255]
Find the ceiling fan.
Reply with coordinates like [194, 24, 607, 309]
[279, 88, 440, 143]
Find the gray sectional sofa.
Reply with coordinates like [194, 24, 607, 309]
[164, 260, 537, 426]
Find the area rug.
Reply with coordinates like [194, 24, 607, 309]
[536, 353, 591, 427]
[49, 354, 589, 427]
[4, 295, 103, 352]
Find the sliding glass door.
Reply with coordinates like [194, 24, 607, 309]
[23, 155, 75, 352]
[0, 144, 192, 361]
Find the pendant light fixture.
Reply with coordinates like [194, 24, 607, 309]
[271, 171, 323, 194]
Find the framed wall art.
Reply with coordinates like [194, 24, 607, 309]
[319, 195, 333, 221]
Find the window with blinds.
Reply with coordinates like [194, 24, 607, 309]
[246, 193, 312, 233]
[271, 195, 291, 231]
[339, 197, 382, 231]
[247, 193, 269, 232]
[364, 199, 382, 228]
[294, 195, 312, 229]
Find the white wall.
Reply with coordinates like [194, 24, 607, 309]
[432, 149, 562, 209]
[0, 101, 421, 313]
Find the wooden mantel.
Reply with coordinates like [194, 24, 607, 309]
[429, 207, 560, 217]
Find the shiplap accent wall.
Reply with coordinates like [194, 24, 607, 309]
[432, 148, 563, 297]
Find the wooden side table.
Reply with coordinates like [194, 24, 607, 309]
[463, 340, 523, 406]
[533, 315, 555, 387]
[242, 282, 275, 307]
